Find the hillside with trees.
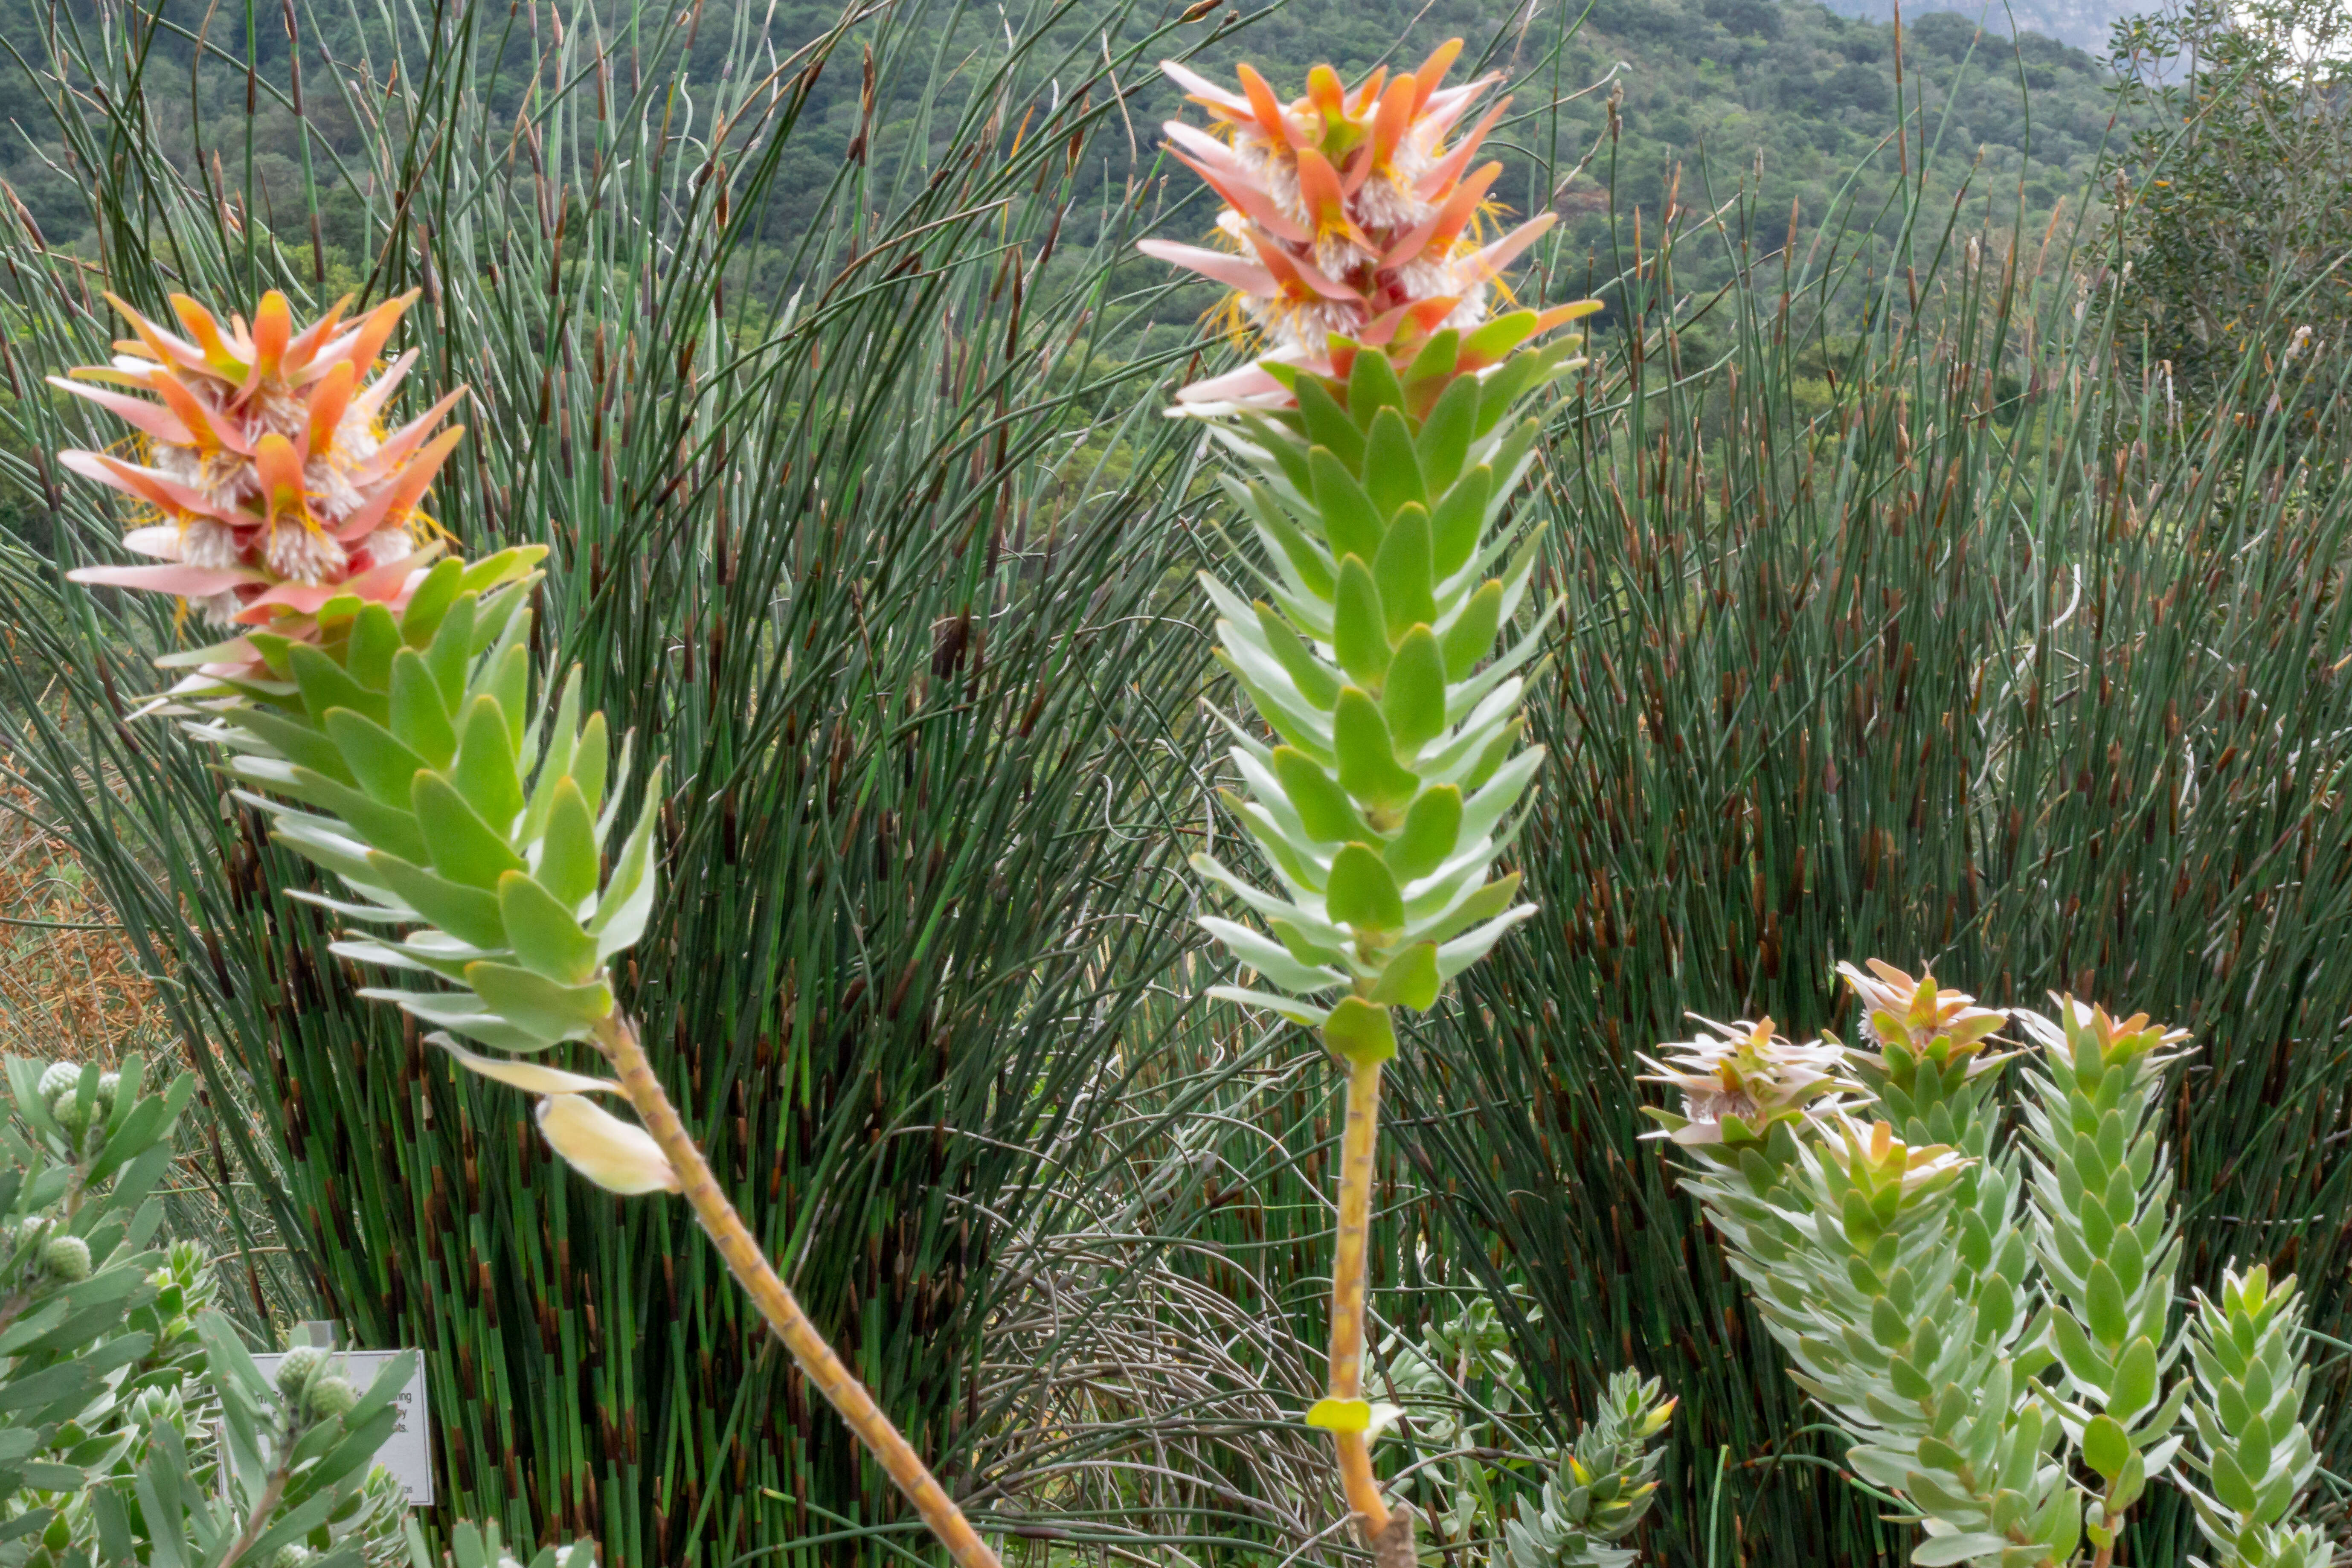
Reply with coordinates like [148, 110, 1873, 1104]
[0, 0, 2121, 328]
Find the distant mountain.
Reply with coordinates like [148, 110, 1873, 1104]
[1815, 0, 2131, 55]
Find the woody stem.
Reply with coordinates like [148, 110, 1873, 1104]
[595, 1011, 1002, 1568]
[1328, 1054, 1392, 1533]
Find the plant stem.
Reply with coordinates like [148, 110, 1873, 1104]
[594, 1012, 1004, 1568]
[1329, 1054, 1392, 1534]
[217, 1424, 294, 1568]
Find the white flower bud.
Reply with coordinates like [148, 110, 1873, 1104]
[39, 1235, 91, 1281]
[306, 1375, 358, 1420]
[274, 1344, 331, 1400]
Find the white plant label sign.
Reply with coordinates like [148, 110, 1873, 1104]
[247, 1350, 436, 1504]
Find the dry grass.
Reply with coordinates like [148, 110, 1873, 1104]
[0, 755, 166, 1064]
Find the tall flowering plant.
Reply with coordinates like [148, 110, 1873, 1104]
[1143, 41, 1605, 1557]
[52, 290, 1009, 1567]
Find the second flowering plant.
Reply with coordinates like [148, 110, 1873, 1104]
[1142, 38, 1646, 1560]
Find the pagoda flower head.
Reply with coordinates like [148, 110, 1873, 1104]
[1638, 1014, 1871, 1150]
[2013, 994, 2193, 1076]
[55, 288, 464, 691]
[1834, 958, 2015, 1087]
[1821, 1117, 1973, 1206]
[1142, 41, 1597, 414]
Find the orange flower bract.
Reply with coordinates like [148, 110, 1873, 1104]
[56, 288, 465, 690]
[1141, 40, 1585, 412]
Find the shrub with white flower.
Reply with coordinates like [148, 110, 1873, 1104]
[1656, 964, 2332, 1568]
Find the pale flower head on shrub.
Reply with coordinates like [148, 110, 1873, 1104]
[1835, 958, 2012, 1086]
[1638, 1015, 1870, 1150]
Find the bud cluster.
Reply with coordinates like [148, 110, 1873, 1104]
[1638, 1014, 1868, 1151]
[1498, 1370, 1675, 1568]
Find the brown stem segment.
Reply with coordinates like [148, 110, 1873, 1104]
[1328, 1055, 1391, 1534]
[595, 1012, 1003, 1568]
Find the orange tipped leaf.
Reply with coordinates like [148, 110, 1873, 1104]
[1411, 38, 1463, 113]
[46, 375, 195, 447]
[306, 361, 358, 457]
[1235, 63, 1293, 147]
[254, 433, 310, 526]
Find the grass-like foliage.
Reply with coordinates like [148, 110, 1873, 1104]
[5, 0, 2352, 1559]
[1408, 128, 2352, 1565]
[0, 0, 1246, 1558]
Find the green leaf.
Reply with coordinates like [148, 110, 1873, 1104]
[1310, 447, 1385, 564]
[1443, 581, 1504, 678]
[1430, 466, 1493, 578]
[227, 708, 354, 784]
[399, 557, 465, 648]
[1416, 375, 1481, 491]
[1326, 844, 1405, 931]
[323, 709, 430, 810]
[1346, 347, 1406, 429]
[538, 778, 603, 909]
[2211, 1448, 2260, 1514]
[587, 767, 665, 956]
[1382, 627, 1447, 757]
[1911, 1533, 2010, 1567]
[2082, 1414, 2131, 1481]
[289, 643, 388, 726]
[1332, 690, 1418, 813]
[521, 669, 585, 842]
[1362, 407, 1426, 516]
[1333, 557, 1391, 687]
[572, 712, 612, 819]
[276, 765, 428, 866]
[1269, 918, 1350, 969]
[1199, 917, 1339, 994]
[1237, 413, 1315, 496]
[2047, 1302, 2115, 1390]
[499, 871, 601, 985]
[1206, 986, 1328, 1028]
[453, 696, 526, 832]
[387, 649, 457, 767]
[1367, 943, 1440, 1009]
[1216, 652, 1334, 762]
[1385, 786, 1462, 881]
[367, 852, 509, 949]
[485, 644, 531, 750]
[1401, 328, 1460, 389]
[2084, 1260, 2131, 1347]
[1272, 748, 1360, 842]
[1473, 338, 1559, 430]
[1374, 504, 1437, 636]
[1256, 604, 1342, 708]
[459, 543, 549, 595]
[424, 593, 479, 710]
[1245, 482, 1337, 598]
[1322, 996, 1397, 1065]
[2108, 1336, 2157, 1423]
[412, 773, 527, 890]
[464, 961, 614, 1042]
[347, 602, 403, 692]
[470, 583, 530, 660]
[1295, 376, 1364, 470]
